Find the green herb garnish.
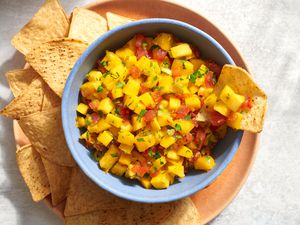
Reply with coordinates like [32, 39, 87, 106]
[185, 115, 191, 120]
[142, 41, 148, 50]
[100, 61, 108, 67]
[182, 60, 186, 69]
[97, 85, 103, 92]
[137, 138, 145, 142]
[175, 123, 182, 131]
[150, 45, 159, 51]
[85, 117, 91, 125]
[103, 71, 110, 78]
[189, 72, 197, 83]
[152, 86, 163, 91]
[139, 109, 148, 117]
[148, 150, 161, 159]
[115, 107, 120, 115]
[111, 153, 118, 158]
[116, 81, 125, 88]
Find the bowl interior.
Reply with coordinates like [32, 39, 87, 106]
[62, 19, 243, 203]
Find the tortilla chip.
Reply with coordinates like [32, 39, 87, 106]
[69, 8, 107, 44]
[11, 0, 69, 55]
[5, 68, 39, 97]
[214, 64, 267, 133]
[64, 197, 199, 225]
[42, 157, 72, 206]
[25, 38, 87, 97]
[64, 167, 128, 216]
[16, 144, 50, 202]
[106, 12, 134, 30]
[18, 107, 76, 167]
[0, 76, 61, 119]
[0, 77, 44, 119]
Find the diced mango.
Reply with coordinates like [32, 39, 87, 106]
[150, 118, 161, 131]
[189, 58, 206, 71]
[158, 76, 173, 94]
[124, 95, 139, 110]
[139, 92, 155, 108]
[154, 131, 165, 145]
[76, 103, 89, 115]
[87, 70, 102, 81]
[105, 113, 123, 128]
[220, 85, 245, 112]
[185, 95, 201, 111]
[101, 51, 122, 70]
[110, 64, 128, 81]
[144, 75, 159, 88]
[76, 116, 86, 128]
[97, 131, 113, 146]
[99, 144, 120, 172]
[96, 119, 111, 132]
[98, 97, 114, 114]
[169, 97, 181, 111]
[170, 43, 193, 58]
[153, 33, 174, 51]
[157, 110, 173, 127]
[118, 153, 132, 166]
[124, 55, 137, 69]
[111, 163, 127, 176]
[132, 115, 146, 131]
[119, 144, 134, 154]
[172, 119, 195, 135]
[194, 155, 215, 171]
[150, 156, 167, 173]
[115, 47, 134, 60]
[135, 131, 156, 152]
[102, 74, 117, 91]
[160, 136, 176, 149]
[151, 173, 169, 189]
[198, 87, 213, 97]
[171, 59, 194, 77]
[136, 56, 161, 77]
[140, 178, 152, 189]
[120, 121, 133, 132]
[125, 164, 136, 179]
[167, 157, 184, 165]
[133, 102, 146, 115]
[227, 112, 243, 129]
[204, 93, 217, 110]
[118, 130, 135, 146]
[123, 79, 140, 96]
[168, 165, 185, 178]
[214, 100, 230, 117]
[112, 86, 123, 99]
[177, 145, 193, 159]
[166, 149, 180, 161]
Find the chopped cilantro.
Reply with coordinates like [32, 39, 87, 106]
[110, 72, 120, 79]
[175, 123, 182, 131]
[148, 150, 161, 159]
[85, 117, 91, 125]
[142, 41, 148, 50]
[115, 107, 120, 115]
[139, 109, 148, 117]
[182, 60, 186, 69]
[185, 115, 191, 120]
[152, 76, 158, 81]
[152, 86, 163, 91]
[150, 45, 159, 51]
[100, 61, 108, 67]
[137, 138, 145, 142]
[111, 153, 118, 158]
[160, 160, 164, 165]
[189, 72, 197, 83]
[143, 173, 150, 178]
[116, 81, 125, 88]
[97, 85, 103, 92]
[103, 71, 110, 78]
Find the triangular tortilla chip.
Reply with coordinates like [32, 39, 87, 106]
[106, 12, 134, 30]
[42, 157, 72, 206]
[64, 167, 128, 216]
[5, 68, 39, 97]
[0, 77, 44, 119]
[64, 196, 200, 225]
[0, 76, 61, 119]
[18, 107, 75, 167]
[16, 144, 50, 202]
[214, 64, 267, 133]
[25, 38, 87, 97]
[69, 8, 107, 44]
[11, 0, 69, 55]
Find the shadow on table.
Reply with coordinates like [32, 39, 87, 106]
[0, 51, 61, 225]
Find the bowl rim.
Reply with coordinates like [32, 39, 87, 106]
[62, 18, 242, 203]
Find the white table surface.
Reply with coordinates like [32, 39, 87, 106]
[0, 0, 300, 224]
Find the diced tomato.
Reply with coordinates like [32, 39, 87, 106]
[194, 129, 206, 149]
[182, 133, 193, 144]
[209, 111, 227, 126]
[81, 89, 93, 98]
[150, 171, 159, 178]
[129, 66, 142, 78]
[151, 91, 163, 104]
[91, 113, 100, 124]
[175, 106, 190, 119]
[205, 71, 215, 88]
[144, 110, 156, 123]
[135, 34, 145, 48]
[120, 106, 131, 121]
[172, 68, 181, 78]
[240, 97, 253, 110]
[140, 83, 151, 94]
[206, 60, 221, 76]
[136, 47, 149, 59]
[152, 48, 167, 62]
[132, 164, 149, 177]
[227, 112, 238, 122]
[88, 100, 100, 112]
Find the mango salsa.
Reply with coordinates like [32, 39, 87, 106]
[76, 33, 250, 190]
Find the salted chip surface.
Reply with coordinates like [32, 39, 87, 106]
[214, 64, 267, 133]
[26, 38, 87, 97]
[42, 157, 72, 206]
[5, 68, 39, 97]
[16, 144, 50, 202]
[106, 12, 134, 30]
[69, 7, 107, 44]
[11, 0, 69, 55]
[18, 107, 76, 167]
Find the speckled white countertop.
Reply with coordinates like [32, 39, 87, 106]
[0, 0, 299, 224]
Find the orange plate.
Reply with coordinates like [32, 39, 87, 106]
[14, 0, 259, 224]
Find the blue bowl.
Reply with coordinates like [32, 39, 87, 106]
[62, 18, 243, 203]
